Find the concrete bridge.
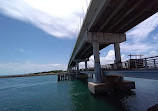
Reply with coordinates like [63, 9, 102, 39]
[67, 0, 158, 94]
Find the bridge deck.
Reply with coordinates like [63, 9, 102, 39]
[69, 0, 158, 67]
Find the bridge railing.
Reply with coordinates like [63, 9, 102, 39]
[144, 56, 158, 69]
[101, 56, 158, 70]
[78, 56, 158, 71]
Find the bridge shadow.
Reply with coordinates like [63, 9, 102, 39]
[70, 78, 136, 111]
[91, 90, 136, 111]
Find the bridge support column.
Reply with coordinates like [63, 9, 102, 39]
[74, 66, 76, 71]
[114, 42, 122, 69]
[68, 67, 72, 73]
[72, 67, 74, 71]
[85, 61, 88, 71]
[76, 62, 80, 75]
[93, 42, 101, 82]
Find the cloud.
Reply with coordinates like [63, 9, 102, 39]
[0, 0, 90, 38]
[0, 62, 66, 75]
[120, 42, 153, 53]
[79, 50, 128, 69]
[151, 33, 158, 41]
[117, 12, 158, 56]
[144, 50, 158, 58]
[126, 13, 158, 42]
[149, 51, 158, 57]
[120, 12, 158, 55]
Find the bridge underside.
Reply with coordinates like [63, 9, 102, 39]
[67, 0, 158, 94]
[89, 0, 158, 33]
[69, 0, 158, 67]
[71, 43, 107, 66]
[68, 0, 158, 81]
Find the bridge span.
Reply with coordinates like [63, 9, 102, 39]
[68, 0, 158, 81]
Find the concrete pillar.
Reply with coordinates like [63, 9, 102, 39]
[85, 61, 88, 70]
[76, 62, 80, 75]
[74, 66, 76, 73]
[93, 42, 101, 82]
[154, 59, 156, 68]
[114, 42, 122, 69]
[144, 58, 148, 69]
[73, 67, 75, 72]
[72, 67, 74, 72]
[69, 67, 72, 73]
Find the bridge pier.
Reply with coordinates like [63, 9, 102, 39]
[67, 0, 158, 94]
[86, 32, 135, 94]
[72, 67, 75, 73]
[87, 32, 126, 71]
[73, 59, 89, 75]
[76, 62, 80, 75]
[93, 42, 101, 82]
[68, 67, 72, 73]
[85, 60, 88, 71]
[114, 42, 122, 69]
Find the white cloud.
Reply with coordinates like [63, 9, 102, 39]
[120, 42, 152, 53]
[121, 54, 128, 61]
[149, 51, 158, 57]
[79, 50, 128, 69]
[151, 33, 158, 41]
[0, 62, 66, 75]
[127, 12, 158, 42]
[144, 51, 158, 58]
[0, 0, 91, 38]
[121, 12, 158, 55]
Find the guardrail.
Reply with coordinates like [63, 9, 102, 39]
[101, 56, 158, 70]
[144, 56, 158, 69]
[78, 56, 158, 71]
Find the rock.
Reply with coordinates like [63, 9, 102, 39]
[147, 104, 158, 111]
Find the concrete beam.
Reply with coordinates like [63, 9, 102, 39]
[87, 32, 126, 44]
[116, 0, 158, 32]
[73, 58, 89, 62]
[88, 0, 111, 31]
[98, 0, 127, 31]
[68, 32, 87, 67]
[77, 44, 92, 59]
[107, 0, 143, 32]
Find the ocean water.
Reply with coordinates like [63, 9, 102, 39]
[0, 75, 158, 111]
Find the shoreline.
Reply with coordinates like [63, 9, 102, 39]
[0, 72, 65, 78]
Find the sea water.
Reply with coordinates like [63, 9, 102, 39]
[0, 75, 158, 111]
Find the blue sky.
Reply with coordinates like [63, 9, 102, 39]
[0, 13, 75, 75]
[0, 0, 158, 75]
[0, 14, 74, 64]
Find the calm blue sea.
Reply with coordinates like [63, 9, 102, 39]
[0, 75, 158, 111]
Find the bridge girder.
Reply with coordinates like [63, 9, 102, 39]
[68, 0, 158, 72]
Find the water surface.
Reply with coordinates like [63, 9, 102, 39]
[0, 75, 158, 111]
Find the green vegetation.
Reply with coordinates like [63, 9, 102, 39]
[41, 70, 66, 74]
[0, 70, 67, 78]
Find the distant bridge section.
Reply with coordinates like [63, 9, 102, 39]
[68, 0, 158, 81]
